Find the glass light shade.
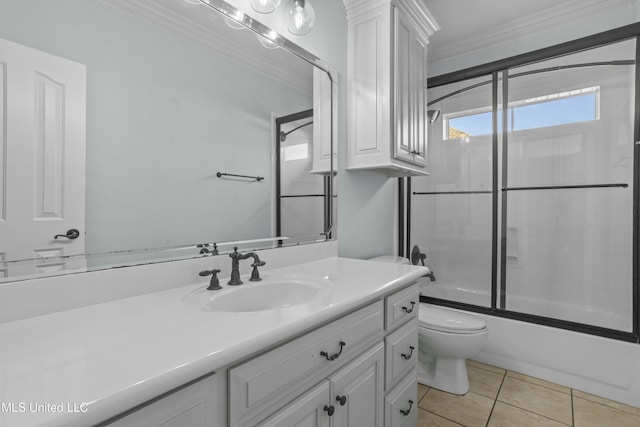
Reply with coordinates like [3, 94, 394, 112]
[251, 0, 281, 14]
[287, 0, 315, 35]
[258, 31, 280, 49]
[223, 10, 246, 30]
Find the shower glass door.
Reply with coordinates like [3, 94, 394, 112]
[413, 33, 638, 338]
[412, 74, 497, 308]
[500, 39, 635, 332]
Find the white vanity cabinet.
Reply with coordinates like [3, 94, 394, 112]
[231, 282, 420, 427]
[103, 373, 221, 427]
[345, 0, 438, 177]
[101, 282, 420, 427]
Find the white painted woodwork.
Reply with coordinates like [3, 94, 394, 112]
[330, 343, 385, 427]
[311, 67, 337, 174]
[228, 301, 384, 426]
[0, 37, 86, 275]
[88, 281, 419, 427]
[257, 381, 331, 427]
[106, 374, 218, 427]
[384, 370, 418, 427]
[384, 317, 418, 390]
[346, 0, 437, 177]
[385, 282, 419, 330]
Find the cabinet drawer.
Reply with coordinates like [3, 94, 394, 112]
[229, 301, 384, 426]
[385, 282, 419, 331]
[384, 370, 417, 427]
[385, 316, 418, 390]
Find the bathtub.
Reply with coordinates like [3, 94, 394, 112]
[420, 281, 631, 332]
[419, 280, 640, 408]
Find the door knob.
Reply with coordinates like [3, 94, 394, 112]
[54, 229, 80, 240]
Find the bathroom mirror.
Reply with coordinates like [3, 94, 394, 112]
[0, 0, 336, 282]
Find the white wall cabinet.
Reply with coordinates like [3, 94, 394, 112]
[345, 0, 438, 177]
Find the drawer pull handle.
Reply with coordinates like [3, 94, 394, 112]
[320, 341, 346, 361]
[336, 395, 347, 406]
[401, 346, 415, 360]
[402, 301, 415, 314]
[324, 405, 335, 416]
[400, 400, 414, 416]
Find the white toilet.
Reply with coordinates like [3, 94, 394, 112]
[370, 255, 488, 395]
[417, 304, 487, 394]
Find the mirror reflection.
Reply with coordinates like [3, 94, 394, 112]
[0, 0, 335, 281]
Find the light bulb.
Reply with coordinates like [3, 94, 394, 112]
[287, 0, 315, 35]
[251, 0, 281, 14]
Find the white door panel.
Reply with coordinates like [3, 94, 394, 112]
[0, 37, 86, 277]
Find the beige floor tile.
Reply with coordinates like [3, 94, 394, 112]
[467, 359, 506, 375]
[573, 389, 640, 417]
[417, 408, 464, 427]
[497, 377, 572, 425]
[467, 364, 504, 399]
[419, 388, 494, 427]
[418, 383, 430, 403]
[574, 396, 640, 427]
[488, 401, 570, 427]
[506, 370, 571, 394]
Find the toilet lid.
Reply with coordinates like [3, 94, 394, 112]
[419, 305, 487, 334]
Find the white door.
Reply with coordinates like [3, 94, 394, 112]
[0, 37, 86, 279]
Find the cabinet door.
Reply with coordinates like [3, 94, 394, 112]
[257, 381, 331, 427]
[330, 343, 384, 427]
[105, 374, 218, 427]
[411, 31, 428, 167]
[384, 370, 417, 427]
[393, 7, 414, 164]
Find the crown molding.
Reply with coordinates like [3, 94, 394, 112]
[100, 0, 311, 94]
[429, 0, 632, 63]
[343, 0, 440, 36]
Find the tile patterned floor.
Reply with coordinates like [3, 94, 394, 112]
[416, 360, 640, 427]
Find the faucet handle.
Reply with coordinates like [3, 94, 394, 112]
[199, 269, 222, 290]
[249, 261, 265, 282]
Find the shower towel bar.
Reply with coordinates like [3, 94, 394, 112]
[216, 172, 264, 182]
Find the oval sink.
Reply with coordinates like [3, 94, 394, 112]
[183, 275, 332, 313]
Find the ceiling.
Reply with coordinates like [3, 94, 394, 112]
[424, 0, 633, 63]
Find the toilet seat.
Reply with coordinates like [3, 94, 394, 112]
[419, 305, 487, 334]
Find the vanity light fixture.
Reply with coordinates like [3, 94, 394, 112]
[223, 9, 247, 30]
[287, 0, 315, 35]
[251, 0, 281, 14]
[258, 30, 280, 49]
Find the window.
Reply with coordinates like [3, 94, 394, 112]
[445, 86, 599, 140]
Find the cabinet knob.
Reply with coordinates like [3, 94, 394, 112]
[400, 400, 414, 416]
[324, 405, 335, 416]
[410, 150, 421, 155]
[401, 346, 415, 360]
[336, 395, 347, 406]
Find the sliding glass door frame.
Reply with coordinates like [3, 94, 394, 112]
[406, 23, 640, 343]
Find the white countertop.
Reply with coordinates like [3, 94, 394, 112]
[0, 257, 427, 427]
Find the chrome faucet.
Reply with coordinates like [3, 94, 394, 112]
[228, 246, 266, 286]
